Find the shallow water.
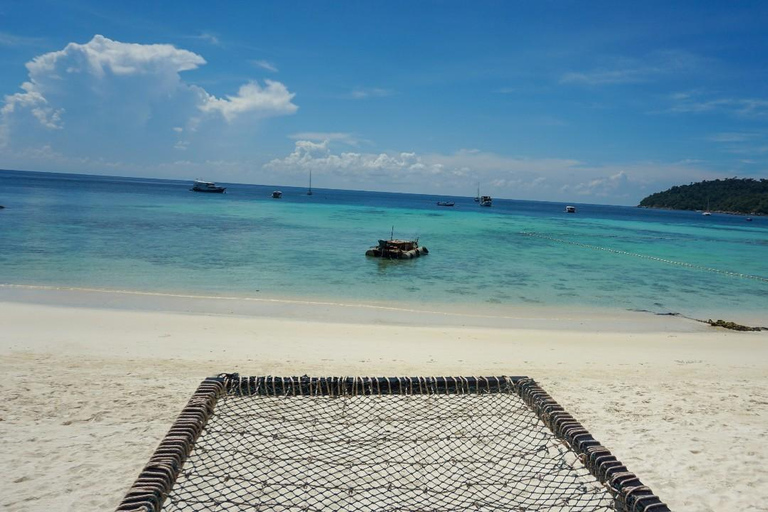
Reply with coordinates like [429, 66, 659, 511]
[1, 169, 767, 323]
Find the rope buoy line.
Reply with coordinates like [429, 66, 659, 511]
[520, 232, 768, 284]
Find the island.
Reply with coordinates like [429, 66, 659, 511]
[638, 178, 768, 215]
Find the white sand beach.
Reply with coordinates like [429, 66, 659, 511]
[1, 291, 767, 511]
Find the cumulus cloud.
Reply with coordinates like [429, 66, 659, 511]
[0, 35, 297, 153]
[198, 80, 297, 122]
[572, 171, 630, 197]
[25, 34, 205, 78]
[288, 132, 364, 146]
[265, 139, 440, 181]
[263, 141, 721, 203]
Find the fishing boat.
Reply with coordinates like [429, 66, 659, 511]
[366, 238, 429, 259]
[191, 180, 226, 193]
[272, 190, 283, 199]
[307, 170, 313, 196]
[479, 195, 492, 207]
[565, 205, 576, 213]
[436, 201, 455, 207]
[366, 228, 429, 259]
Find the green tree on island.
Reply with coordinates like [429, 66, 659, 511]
[638, 178, 768, 215]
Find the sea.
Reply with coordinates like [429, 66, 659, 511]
[1, 169, 767, 324]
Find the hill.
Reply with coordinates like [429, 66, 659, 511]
[638, 178, 768, 215]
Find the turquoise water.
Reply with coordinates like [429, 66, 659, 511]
[1, 169, 767, 322]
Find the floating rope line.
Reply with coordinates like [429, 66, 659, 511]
[521, 231, 768, 284]
[117, 375, 670, 512]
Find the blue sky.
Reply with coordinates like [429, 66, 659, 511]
[1, 1, 767, 204]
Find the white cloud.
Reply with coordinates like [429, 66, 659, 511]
[0, 35, 298, 154]
[662, 92, 768, 118]
[197, 32, 221, 46]
[198, 80, 297, 122]
[1, 83, 63, 129]
[251, 59, 278, 72]
[707, 132, 760, 143]
[26, 34, 206, 78]
[349, 87, 393, 99]
[263, 141, 717, 203]
[561, 50, 705, 86]
[0, 32, 45, 48]
[265, 140, 437, 180]
[573, 171, 629, 197]
[288, 132, 364, 146]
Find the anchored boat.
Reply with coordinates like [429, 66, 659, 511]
[366, 237, 428, 259]
[191, 180, 226, 193]
[479, 195, 492, 207]
[272, 190, 283, 199]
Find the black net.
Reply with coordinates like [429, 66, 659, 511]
[161, 379, 615, 511]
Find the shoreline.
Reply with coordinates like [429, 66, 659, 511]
[0, 282, 716, 332]
[1, 291, 767, 511]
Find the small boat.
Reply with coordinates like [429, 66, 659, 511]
[307, 170, 313, 196]
[702, 198, 711, 216]
[436, 201, 455, 207]
[746, 217, 753, 222]
[272, 190, 283, 199]
[366, 238, 428, 259]
[191, 180, 226, 193]
[702, 211, 711, 216]
[479, 195, 492, 207]
[565, 205, 576, 213]
[474, 184, 480, 202]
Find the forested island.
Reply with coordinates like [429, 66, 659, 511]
[638, 178, 768, 215]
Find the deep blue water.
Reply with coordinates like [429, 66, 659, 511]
[1, 169, 767, 323]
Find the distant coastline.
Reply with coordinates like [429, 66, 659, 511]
[638, 178, 768, 215]
[637, 205, 765, 217]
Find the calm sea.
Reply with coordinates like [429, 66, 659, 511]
[1, 169, 767, 323]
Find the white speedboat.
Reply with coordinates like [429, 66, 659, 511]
[191, 180, 226, 193]
[479, 195, 492, 207]
[565, 205, 576, 213]
[272, 190, 283, 199]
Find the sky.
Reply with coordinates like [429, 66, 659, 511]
[1, 1, 767, 205]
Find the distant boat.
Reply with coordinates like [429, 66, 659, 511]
[479, 195, 492, 207]
[307, 170, 313, 196]
[474, 184, 480, 202]
[436, 201, 455, 207]
[191, 180, 226, 193]
[703, 197, 711, 216]
[272, 190, 283, 199]
[746, 217, 753, 222]
[565, 205, 576, 213]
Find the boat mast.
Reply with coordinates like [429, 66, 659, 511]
[307, 170, 313, 195]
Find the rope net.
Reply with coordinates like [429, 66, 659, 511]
[161, 379, 615, 511]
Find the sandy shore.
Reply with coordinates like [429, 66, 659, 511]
[1, 293, 767, 511]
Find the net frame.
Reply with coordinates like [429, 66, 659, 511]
[116, 375, 670, 512]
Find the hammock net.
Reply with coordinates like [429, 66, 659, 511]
[117, 375, 669, 512]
